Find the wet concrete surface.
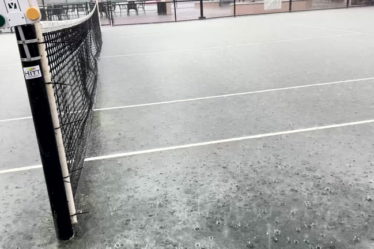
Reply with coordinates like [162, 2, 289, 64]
[2, 124, 374, 248]
[0, 169, 56, 248]
[0, 6, 374, 249]
[72, 124, 374, 249]
[95, 8, 374, 109]
[89, 80, 374, 157]
[0, 120, 39, 170]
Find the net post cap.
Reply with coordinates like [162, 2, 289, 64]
[26, 7, 41, 21]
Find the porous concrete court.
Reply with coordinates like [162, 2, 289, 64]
[1, 6, 374, 249]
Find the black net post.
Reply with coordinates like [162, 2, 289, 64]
[15, 24, 74, 241]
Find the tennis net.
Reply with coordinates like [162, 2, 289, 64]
[42, 4, 102, 194]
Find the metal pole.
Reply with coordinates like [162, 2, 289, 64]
[289, 0, 292, 11]
[233, 0, 236, 16]
[15, 24, 74, 241]
[173, 0, 177, 21]
[199, 0, 205, 19]
[41, 0, 46, 20]
[108, 0, 113, 25]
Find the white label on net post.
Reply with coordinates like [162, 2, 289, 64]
[23, 66, 42, 79]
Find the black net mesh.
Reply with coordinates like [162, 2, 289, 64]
[42, 5, 102, 194]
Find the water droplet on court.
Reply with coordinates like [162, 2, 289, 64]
[353, 235, 360, 243]
[246, 241, 254, 248]
[304, 201, 312, 209]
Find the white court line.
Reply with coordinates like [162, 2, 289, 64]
[1, 76, 374, 123]
[0, 165, 42, 174]
[0, 116, 32, 123]
[94, 77, 374, 111]
[85, 119, 374, 161]
[101, 33, 360, 59]
[2, 118, 374, 175]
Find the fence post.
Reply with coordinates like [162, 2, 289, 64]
[173, 0, 177, 21]
[199, 0, 205, 19]
[234, 0, 236, 16]
[108, 0, 114, 25]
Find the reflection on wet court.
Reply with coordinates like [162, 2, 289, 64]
[1, 5, 374, 249]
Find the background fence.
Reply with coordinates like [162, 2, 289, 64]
[0, 0, 373, 32]
[98, 0, 373, 25]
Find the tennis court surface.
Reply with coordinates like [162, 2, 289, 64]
[1, 6, 374, 249]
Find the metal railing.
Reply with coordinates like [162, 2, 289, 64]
[1, 0, 372, 32]
[97, 0, 373, 25]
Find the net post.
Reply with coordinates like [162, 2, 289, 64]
[34, 22, 78, 225]
[15, 24, 74, 240]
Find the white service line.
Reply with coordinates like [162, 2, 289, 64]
[94, 76, 374, 111]
[1, 76, 374, 123]
[85, 119, 374, 162]
[2, 118, 374, 175]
